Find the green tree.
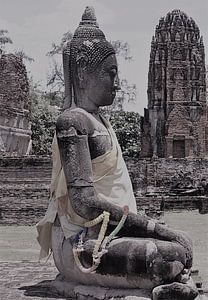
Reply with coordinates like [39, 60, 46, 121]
[30, 79, 60, 155]
[46, 31, 72, 107]
[14, 49, 34, 63]
[46, 59, 65, 106]
[110, 111, 141, 158]
[0, 29, 34, 64]
[110, 41, 136, 111]
[0, 29, 12, 53]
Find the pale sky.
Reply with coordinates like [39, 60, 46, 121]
[0, 0, 207, 114]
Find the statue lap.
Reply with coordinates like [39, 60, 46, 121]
[52, 225, 187, 288]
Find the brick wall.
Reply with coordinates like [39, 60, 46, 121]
[0, 156, 208, 225]
[0, 54, 31, 155]
[124, 157, 208, 193]
[0, 156, 51, 225]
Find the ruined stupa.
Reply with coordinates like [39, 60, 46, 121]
[0, 53, 31, 155]
[141, 9, 207, 158]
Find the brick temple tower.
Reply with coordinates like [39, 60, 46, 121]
[141, 9, 207, 158]
[0, 54, 31, 155]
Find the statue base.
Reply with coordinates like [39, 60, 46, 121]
[20, 274, 200, 300]
[21, 273, 151, 299]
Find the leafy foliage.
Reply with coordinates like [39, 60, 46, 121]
[46, 59, 64, 98]
[111, 40, 133, 61]
[46, 31, 73, 56]
[30, 80, 60, 155]
[0, 29, 12, 53]
[14, 49, 34, 63]
[0, 28, 34, 64]
[46, 31, 72, 107]
[110, 40, 136, 110]
[30, 82, 141, 157]
[109, 111, 141, 157]
[103, 79, 136, 114]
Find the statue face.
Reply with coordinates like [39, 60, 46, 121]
[86, 54, 119, 108]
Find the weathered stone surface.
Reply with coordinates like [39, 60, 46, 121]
[0, 53, 31, 156]
[20, 276, 152, 299]
[152, 281, 198, 300]
[0, 261, 204, 299]
[0, 260, 151, 299]
[141, 9, 207, 159]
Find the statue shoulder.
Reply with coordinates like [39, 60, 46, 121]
[56, 108, 95, 135]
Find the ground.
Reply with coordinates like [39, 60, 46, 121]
[0, 261, 60, 300]
[0, 219, 208, 299]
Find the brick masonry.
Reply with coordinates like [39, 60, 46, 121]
[0, 54, 31, 156]
[0, 156, 51, 225]
[140, 9, 208, 159]
[0, 156, 208, 225]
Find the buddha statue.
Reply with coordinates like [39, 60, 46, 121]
[37, 7, 197, 299]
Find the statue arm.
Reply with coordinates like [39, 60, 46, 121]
[56, 118, 126, 222]
[56, 112, 150, 232]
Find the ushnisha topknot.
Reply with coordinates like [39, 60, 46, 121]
[63, 6, 115, 109]
[78, 6, 98, 28]
[73, 6, 104, 39]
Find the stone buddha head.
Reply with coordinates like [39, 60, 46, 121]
[63, 6, 120, 111]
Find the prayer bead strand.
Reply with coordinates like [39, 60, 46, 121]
[73, 206, 129, 273]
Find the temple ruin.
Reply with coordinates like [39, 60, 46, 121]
[141, 9, 207, 158]
[0, 53, 31, 155]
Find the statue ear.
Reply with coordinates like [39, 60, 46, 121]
[76, 52, 88, 88]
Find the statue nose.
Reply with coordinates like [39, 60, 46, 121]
[114, 74, 121, 91]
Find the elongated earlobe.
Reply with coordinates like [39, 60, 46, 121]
[63, 48, 72, 109]
[77, 52, 88, 88]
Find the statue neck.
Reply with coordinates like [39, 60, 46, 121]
[75, 101, 99, 114]
[73, 89, 99, 114]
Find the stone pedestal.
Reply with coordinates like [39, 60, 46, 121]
[20, 275, 201, 300]
[0, 261, 203, 300]
[21, 275, 152, 300]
